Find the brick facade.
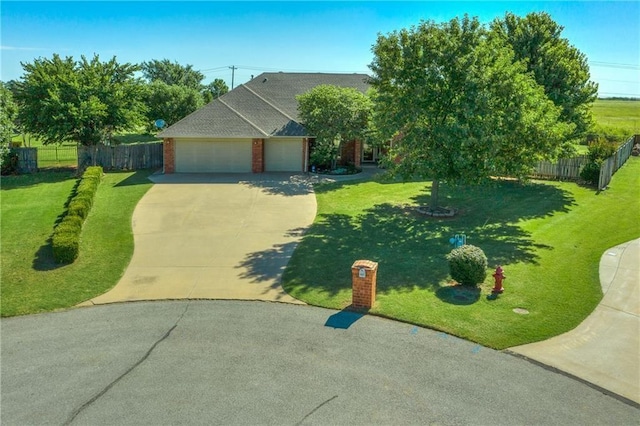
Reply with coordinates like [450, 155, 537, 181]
[339, 139, 362, 168]
[351, 259, 378, 309]
[353, 140, 362, 168]
[163, 138, 175, 174]
[252, 138, 265, 173]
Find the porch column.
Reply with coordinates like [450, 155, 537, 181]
[163, 138, 175, 174]
[303, 138, 309, 172]
[354, 139, 362, 168]
[252, 138, 264, 173]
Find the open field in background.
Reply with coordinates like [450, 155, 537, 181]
[592, 99, 640, 138]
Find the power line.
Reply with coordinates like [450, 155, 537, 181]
[198, 64, 369, 75]
[596, 78, 640, 84]
[590, 61, 640, 70]
[198, 66, 229, 72]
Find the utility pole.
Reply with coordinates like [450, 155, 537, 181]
[229, 65, 237, 89]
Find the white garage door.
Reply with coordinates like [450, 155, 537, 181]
[175, 139, 252, 173]
[265, 138, 303, 172]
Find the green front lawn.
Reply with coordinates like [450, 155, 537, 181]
[283, 157, 640, 349]
[1, 170, 154, 316]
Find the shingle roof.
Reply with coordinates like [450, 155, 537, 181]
[159, 72, 370, 138]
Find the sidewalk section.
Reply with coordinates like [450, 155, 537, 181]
[510, 239, 640, 404]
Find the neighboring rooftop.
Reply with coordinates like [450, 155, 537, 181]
[158, 72, 370, 139]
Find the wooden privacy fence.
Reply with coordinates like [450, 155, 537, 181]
[78, 142, 163, 171]
[13, 147, 38, 173]
[532, 155, 588, 181]
[531, 135, 638, 188]
[598, 135, 636, 190]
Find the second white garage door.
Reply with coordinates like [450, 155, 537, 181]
[175, 139, 252, 173]
[265, 138, 304, 172]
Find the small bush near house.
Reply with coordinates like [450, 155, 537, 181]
[51, 166, 103, 263]
[446, 245, 488, 286]
[580, 162, 602, 185]
[0, 145, 19, 175]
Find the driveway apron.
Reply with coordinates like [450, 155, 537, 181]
[85, 173, 317, 305]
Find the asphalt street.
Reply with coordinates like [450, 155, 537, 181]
[2, 300, 638, 425]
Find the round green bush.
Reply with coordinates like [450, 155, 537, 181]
[580, 162, 601, 185]
[446, 244, 488, 286]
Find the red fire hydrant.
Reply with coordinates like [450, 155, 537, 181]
[492, 266, 505, 293]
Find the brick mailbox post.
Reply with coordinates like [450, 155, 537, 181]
[351, 260, 378, 309]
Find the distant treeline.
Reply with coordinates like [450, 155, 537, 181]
[598, 97, 640, 101]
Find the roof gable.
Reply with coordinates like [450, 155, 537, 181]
[159, 72, 370, 139]
[244, 73, 370, 121]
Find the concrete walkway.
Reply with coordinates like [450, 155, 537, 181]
[510, 238, 640, 404]
[83, 173, 318, 305]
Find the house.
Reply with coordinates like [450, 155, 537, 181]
[158, 72, 374, 173]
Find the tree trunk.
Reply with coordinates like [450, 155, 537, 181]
[430, 179, 440, 210]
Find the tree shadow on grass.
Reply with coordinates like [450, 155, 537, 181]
[31, 169, 152, 272]
[32, 177, 82, 271]
[113, 169, 157, 187]
[1, 169, 76, 191]
[279, 179, 574, 298]
[32, 238, 62, 271]
[435, 285, 481, 305]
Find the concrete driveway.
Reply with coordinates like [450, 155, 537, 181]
[84, 173, 317, 305]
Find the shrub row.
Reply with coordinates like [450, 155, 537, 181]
[51, 167, 103, 263]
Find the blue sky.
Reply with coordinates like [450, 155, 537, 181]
[1, 1, 639, 97]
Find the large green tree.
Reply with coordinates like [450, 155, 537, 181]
[143, 80, 203, 129]
[0, 82, 18, 144]
[369, 15, 572, 209]
[202, 78, 229, 103]
[15, 54, 145, 146]
[491, 12, 598, 139]
[297, 85, 372, 169]
[141, 59, 227, 119]
[141, 59, 205, 91]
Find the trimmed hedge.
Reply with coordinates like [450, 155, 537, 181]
[51, 167, 103, 263]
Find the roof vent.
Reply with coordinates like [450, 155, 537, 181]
[263, 78, 268, 83]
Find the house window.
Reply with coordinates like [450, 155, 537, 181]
[362, 143, 378, 163]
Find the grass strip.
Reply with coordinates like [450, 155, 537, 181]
[51, 166, 102, 263]
[1, 170, 154, 316]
